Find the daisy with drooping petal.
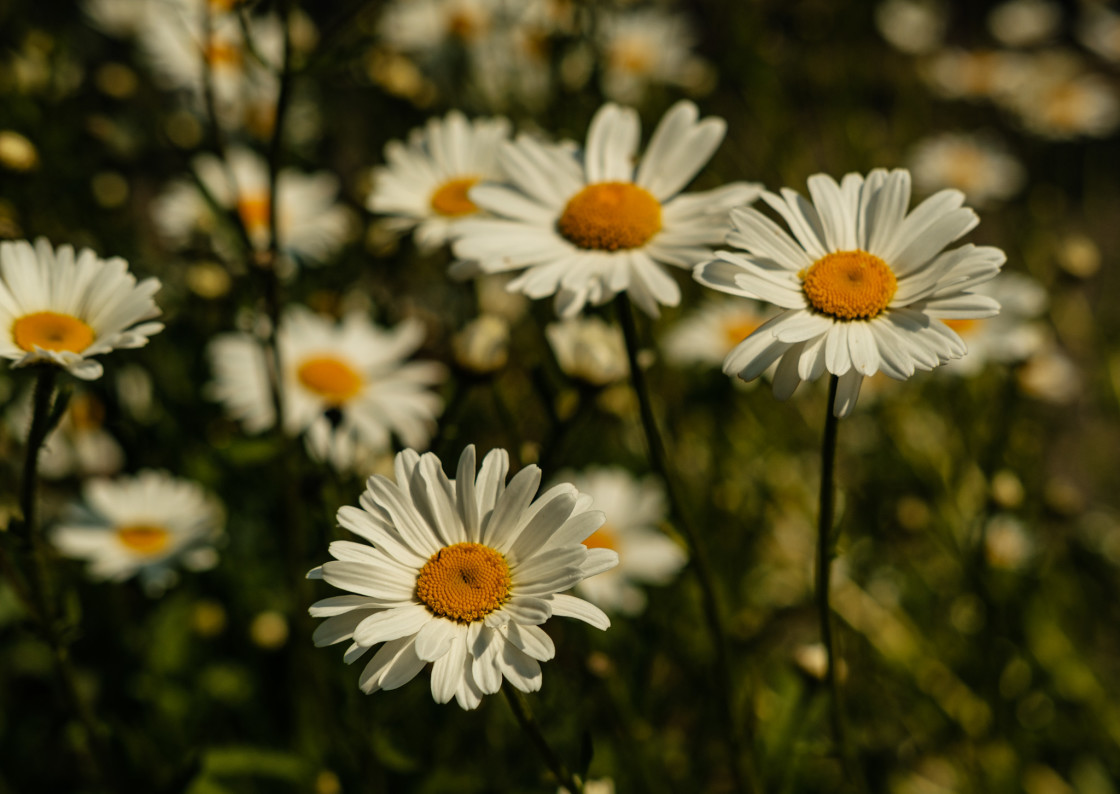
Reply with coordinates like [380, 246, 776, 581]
[51, 470, 224, 594]
[694, 168, 1006, 416]
[452, 100, 763, 318]
[152, 146, 353, 270]
[661, 297, 775, 370]
[0, 239, 163, 381]
[367, 111, 512, 253]
[554, 466, 685, 616]
[308, 445, 617, 709]
[207, 306, 445, 470]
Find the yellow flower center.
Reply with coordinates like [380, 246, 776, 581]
[800, 250, 898, 321]
[722, 317, 762, 350]
[69, 394, 105, 431]
[583, 525, 619, 551]
[430, 177, 480, 217]
[206, 40, 243, 68]
[943, 318, 979, 335]
[610, 41, 655, 75]
[557, 182, 662, 251]
[237, 194, 271, 237]
[117, 524, 171, 555]
[12, 311, 95, 353]
[415, 542, 512, 624]
[296, 356, 364, 405]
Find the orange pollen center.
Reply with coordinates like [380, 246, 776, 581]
[430, 177, 480, 217]
[557, 182, 662, 251]
[206, 40, 242, 68]
[296, 356, 364, 405]
[611, 42, 654, 74]
[117, 524, 171, 555]
[12, 312, 95, 354]
[238, 195, 271, 235]
[723, 317, 761, 349]
[415, 543, 512, 623]
[943, 318, 979, 335]
[69, 394, 106, 431]
[800, 250, 897, 321]
[583, 526, 619, 551]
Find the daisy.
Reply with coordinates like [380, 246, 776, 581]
[452, 100, 763, 318]
[661, 296, 775, 370]
[694, 168, 1006, 416]
[545, 316, 628, 386]
[554, 466, 685, 615]
[5, 390, 126, 479]
[51, 469, 224, 594]
[908, 132, 1025, 207]
[938, 271, 1047, 376]
[152, 146, 352, 269]
[377, 0, 499, 57]
[874, 0, 947, 55]
[207, 306, 445, 469]
[597, 8, 713, 105]
[0, 239, 163, 381]
[1001, 55, 1120, 140]
[308, 445, 617, 709]
[987, 0, 1061, 48]
[367, 111, 512, 253]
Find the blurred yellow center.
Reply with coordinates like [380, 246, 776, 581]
[415, 543, 511, 623]
[69, 394, 105, 431]
[117, 524, 171, 555]
[801, 250, 897, 320]
[430, 177, 480, 217]
[238, 195, 271, 236]
[943, 318, 978, 335]
[12, 312, 95, 353]
[296, 356, 363, 404]
[723, 317, 762, 349]
[206, 40, 242, 68]
[583, 525, 619, 551]
[558, 182, 662, 251]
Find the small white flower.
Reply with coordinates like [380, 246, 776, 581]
[453, 100, 762, 318]
[555, 467, 685, 616]
[153, 146, 352, 268]
[308, 445, 617, 709]
[1001, 54, 1120, 140]
[987, 0, 1061, 48]
[207, 306, 445, 468]
[546, 316, 629, 387]
[52, 470, 224, 594]
[597, 8, 713, 104]
[875, 0, 947, 55]
[453, 314, 510, 374]
[661, 297, 776, 370]
[694, 168, 1006, 416]
[921, 49, 1030, 102]
[939, 271, 1048, 376]
[367, 111, 512, 253]
[0, 239, 162, 380]
[378, 0, 499, 56]
[908, 132, 1025, 207]
[6, 390, 125, 479]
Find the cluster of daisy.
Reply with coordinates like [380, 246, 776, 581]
[0, 238, 224, 593]
[877, 0, 1120, 140]
[369, 0, 713, 112]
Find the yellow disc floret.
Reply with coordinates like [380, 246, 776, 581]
[430, 177, 481, 217]
[557, 182, 662, 251]
[415, 542, 512, 624]
[117, 524, 171, 555]
[582, 525, 619, 551]
[801, 250, 898, 321]
[12, 311, 95, 353]
[296, 356, 364, 405]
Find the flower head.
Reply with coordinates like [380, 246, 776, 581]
[309, 446, 617, 709]
[51, 470, 224, 594]
[453, 100, 762, 318]
[695, 168, 1005, 416]
[0, 239, 162, 380]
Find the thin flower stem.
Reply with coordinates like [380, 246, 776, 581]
[503, 688, 582, 794]
[17, 367, 115, 790]
[817, 375, 860, 786]
[615, 295, 755, 794]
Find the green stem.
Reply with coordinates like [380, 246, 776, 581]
[615, 295, 755, 794]
[503, 688, 582, 794]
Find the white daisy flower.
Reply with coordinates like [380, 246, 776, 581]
[874, 0, 947, 55]
[153, 145, 352, 268]
[6, 390, 126, 479]
[939, 271, 1047, 376]
[207, 306, 445, 468]
[921, 49, 1030, 102]
[908, 132, 1025, 207]
[661, 297, 775, 369]
[1001, 55, 1120, 140]
[378, 0, 499, 56]
[308, 445, 617, 709]
[51, 469, 224, 594]
[597, 8, 713, 105]
[694, 168, 1006, 416]
[367, 111, 512, 253]
[545, 316, 628, 386]
[452, 100, 763, 318]
[554, 466, 685, 616]
[0, 239, 163, 381]
[987, 0, 1061, 48]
